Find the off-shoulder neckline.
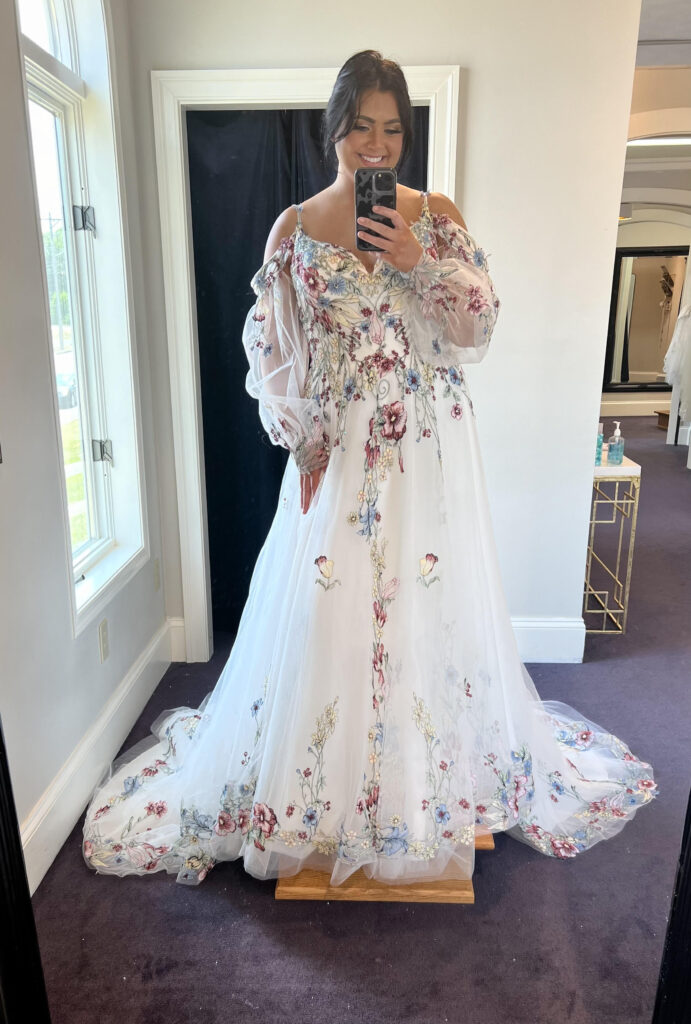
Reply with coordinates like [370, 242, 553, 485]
[292, 211, 431, 278]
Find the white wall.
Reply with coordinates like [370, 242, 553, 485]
[0, 0, 169, 890]
[122, 0, 642, 626]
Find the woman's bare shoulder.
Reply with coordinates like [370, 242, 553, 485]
[264, 206, 299, 262]
[426, 192, 468, 230]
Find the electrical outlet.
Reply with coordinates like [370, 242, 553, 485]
[98, 618, 109, 663]
[153, 557, 161, 592]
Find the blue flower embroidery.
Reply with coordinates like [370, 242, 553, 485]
[328, 276, 347, 294]
[435, 803, 451, 824]
[357, 503, 377, 537]
[344, 378, 356, 401]
[303, 807, 318, 827]
[251, 698, 264, 717]
[406, 368, 421, 391]
[381, 824, 409, 856]
[448, 366, 461, 386]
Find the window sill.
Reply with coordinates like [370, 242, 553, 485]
[73, 541, 149, 637]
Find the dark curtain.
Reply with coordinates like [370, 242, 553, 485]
[186, 107, 429, 633]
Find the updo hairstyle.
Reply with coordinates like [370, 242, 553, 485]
[321, 50, 414, 170]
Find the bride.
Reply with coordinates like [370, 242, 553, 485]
[82, 50, 657, 887]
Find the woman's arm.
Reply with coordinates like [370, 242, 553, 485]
[403, 195, 501, 364]
[242, 233, 330, 505]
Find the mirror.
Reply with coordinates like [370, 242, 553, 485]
[605, 245, 688, 391]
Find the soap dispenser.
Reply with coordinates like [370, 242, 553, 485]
[606, 420, 625, 465]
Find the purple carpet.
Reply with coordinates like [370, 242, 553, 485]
[31, 415, 691, 1024]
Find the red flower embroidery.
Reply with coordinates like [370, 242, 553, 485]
[145, 801, 168, 818]
[381, 401, 407, 441]
[550, 837, 579, 858]
[252, 802, 278, 838]
[214, 811, 237, 836]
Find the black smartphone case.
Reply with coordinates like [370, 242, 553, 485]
[354, 168, 397, 251]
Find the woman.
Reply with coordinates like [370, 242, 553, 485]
[82, 51, 657, 887]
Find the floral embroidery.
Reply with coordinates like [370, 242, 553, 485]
[417, 552, 440, 587]
[411, 695, 475, 855]
[314, 555, 341, 590]
[216, 698, 341, 854]
[482, 746, 536, 825]
[275, 698, 340, 848]
[84, 200, 658, 884]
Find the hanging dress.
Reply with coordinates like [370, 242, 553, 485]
[82, 192, 658, 886]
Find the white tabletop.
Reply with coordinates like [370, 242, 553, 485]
[594, 446, 641, 478]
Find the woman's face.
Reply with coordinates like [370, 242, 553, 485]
[333, 88, 404, 178]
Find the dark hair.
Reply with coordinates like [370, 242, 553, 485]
[322, 50, 414, 170]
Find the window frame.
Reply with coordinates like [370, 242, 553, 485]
[19, 4, 149, 636]
[26, 71, 116, 579]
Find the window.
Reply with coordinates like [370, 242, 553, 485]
[18, 0, 148, 632]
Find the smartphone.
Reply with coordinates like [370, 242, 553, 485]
[354, 167, 397, 252]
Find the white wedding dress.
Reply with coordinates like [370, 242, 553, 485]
[82, 192, 658, 886]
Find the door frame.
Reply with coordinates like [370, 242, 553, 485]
[151, 65, 460, 662]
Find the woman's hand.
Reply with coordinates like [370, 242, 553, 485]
[357, 206, 424, 272]
[300, 465, 326, 514]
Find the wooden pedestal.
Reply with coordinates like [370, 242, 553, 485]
[275, 829, 494, 904]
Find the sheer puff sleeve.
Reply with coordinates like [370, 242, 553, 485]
[242, 236, 330, 476]
[402, 212, 501, 364]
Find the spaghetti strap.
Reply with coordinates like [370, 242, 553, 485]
[419, 190, 430, 215]
[293, 203, 303, 229]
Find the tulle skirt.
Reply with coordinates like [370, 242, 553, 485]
[82, 387, 658, 886]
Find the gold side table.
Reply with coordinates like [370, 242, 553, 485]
[583, 452, 641, 634]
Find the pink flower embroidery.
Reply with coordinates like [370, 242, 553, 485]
[381, 577, 400, 601]
[463, 284, 490, 315]
[145, 800, 168, 818]
[369, 309, 385, 347]
[381, 401, 407, 441]
[214, 811, 237, 836]
[366, 785, 379, 810]
[550, 837, 579, 858]
[124, 842, 161, 869]
[252, 802, 278, 838]
[365, 436, 381, 467]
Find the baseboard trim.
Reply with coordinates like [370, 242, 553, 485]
[22, 617, 179, 896]
[168, 616, 186, 661]
[512, 615, 586, 664]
